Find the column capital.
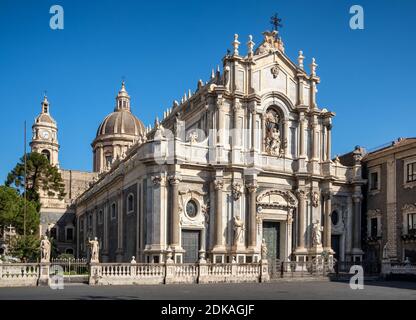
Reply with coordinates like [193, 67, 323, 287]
[213, 179, 224, 191]
[168, 174, 182, 185]
[352, 194, 363, 203]
[246, 182, 258, 193]
[295, 188, 306, 199]
[233, 99, 242, 112]
[216, 95, 224, 111]
[151, 175, 167, 187]
[322, 190, 333, 201]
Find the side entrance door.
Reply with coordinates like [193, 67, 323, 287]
[181, 230, 200, 263]
[263, 221, 280, 262]
[331, 235, 340, 261]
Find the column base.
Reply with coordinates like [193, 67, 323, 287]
[211, 245, 226, 263]
[307, 159, 320, 175]
[297, 157, 307, 173]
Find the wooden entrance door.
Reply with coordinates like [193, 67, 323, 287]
[181, 230, 200, 263]
[263, 221, 280, 262]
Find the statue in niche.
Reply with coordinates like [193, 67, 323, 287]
[233, 215, 245, 245]
[312, 221, 323, 247]
[265, 109, 283, 156]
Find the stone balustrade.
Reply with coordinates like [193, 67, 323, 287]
[90, 261, 266, 286]
[0, 263, 40, 287]
[0, 260, 268, 287]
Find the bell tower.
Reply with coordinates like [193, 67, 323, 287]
[30, 95, 60, 167]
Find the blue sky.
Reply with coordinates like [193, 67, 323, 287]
[0, 0, 415, 181]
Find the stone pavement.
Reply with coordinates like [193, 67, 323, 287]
[0, 280, 415, 300]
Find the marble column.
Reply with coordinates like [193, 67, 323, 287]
[92, 208, 97, 237]
[217, 97, 224, 145]
[250, 106, 257, 151]
[323, 191, 332, 251]
[169, 175, 181, 248]
[103, 202, 109, 256]
[247, 182, 258, 249]
[299, 112, 306, 158]
[311, 118, 318, 161]
[326, 124, 332, 162]
[352, 194, 362, 251]
[213, 179, 224, 249]
[296, 189, 306, 250]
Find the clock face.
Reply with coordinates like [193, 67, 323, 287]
[41, 130, 50, 139]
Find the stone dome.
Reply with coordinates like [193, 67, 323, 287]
[96, 110, 145, 137]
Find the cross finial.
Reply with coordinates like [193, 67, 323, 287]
[270, 13, 283, 33]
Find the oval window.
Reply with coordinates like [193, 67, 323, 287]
[331, 210, 339, 226]
[186, 200, 198, 218]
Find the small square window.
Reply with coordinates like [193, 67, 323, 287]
[370, 172, 378, 190]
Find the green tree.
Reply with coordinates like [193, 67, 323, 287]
[10, 235, 40, 262]
[0, 186, 39, 235]
[5, 152, 66, 210]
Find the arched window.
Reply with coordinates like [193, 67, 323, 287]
[111, 203, 117, 220]
[41, 149, 51, 163]
[127, 194, 134, 213]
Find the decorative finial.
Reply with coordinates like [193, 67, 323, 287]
[211, 68, 215, 79]
[270, 13, 283, 34]
[298, 50, 305, 69]
[247, 35, 255, 57]
[310, 58, 317, 76]
[232, 33, 240, 55]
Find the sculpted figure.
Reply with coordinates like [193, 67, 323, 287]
[88, 237, 100, 263]
[233, 216, 245, 245]
[312, 221, 323, 246]
[40, 235, 51, 262]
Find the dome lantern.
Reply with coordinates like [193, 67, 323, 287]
[115, 81, 131, 112]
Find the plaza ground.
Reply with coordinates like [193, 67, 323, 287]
[0, 280, 415, 300]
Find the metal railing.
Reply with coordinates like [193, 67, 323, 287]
[51, 258, 89, 275]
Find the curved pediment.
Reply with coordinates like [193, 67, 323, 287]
[256, 189, 297, 208]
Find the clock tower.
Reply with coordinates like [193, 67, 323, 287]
[30, 95, 60, 167]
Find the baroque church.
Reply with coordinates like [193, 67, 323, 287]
[30, 29, 366, 264]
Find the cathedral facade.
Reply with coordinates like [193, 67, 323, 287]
[31, 30, 365, 264]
